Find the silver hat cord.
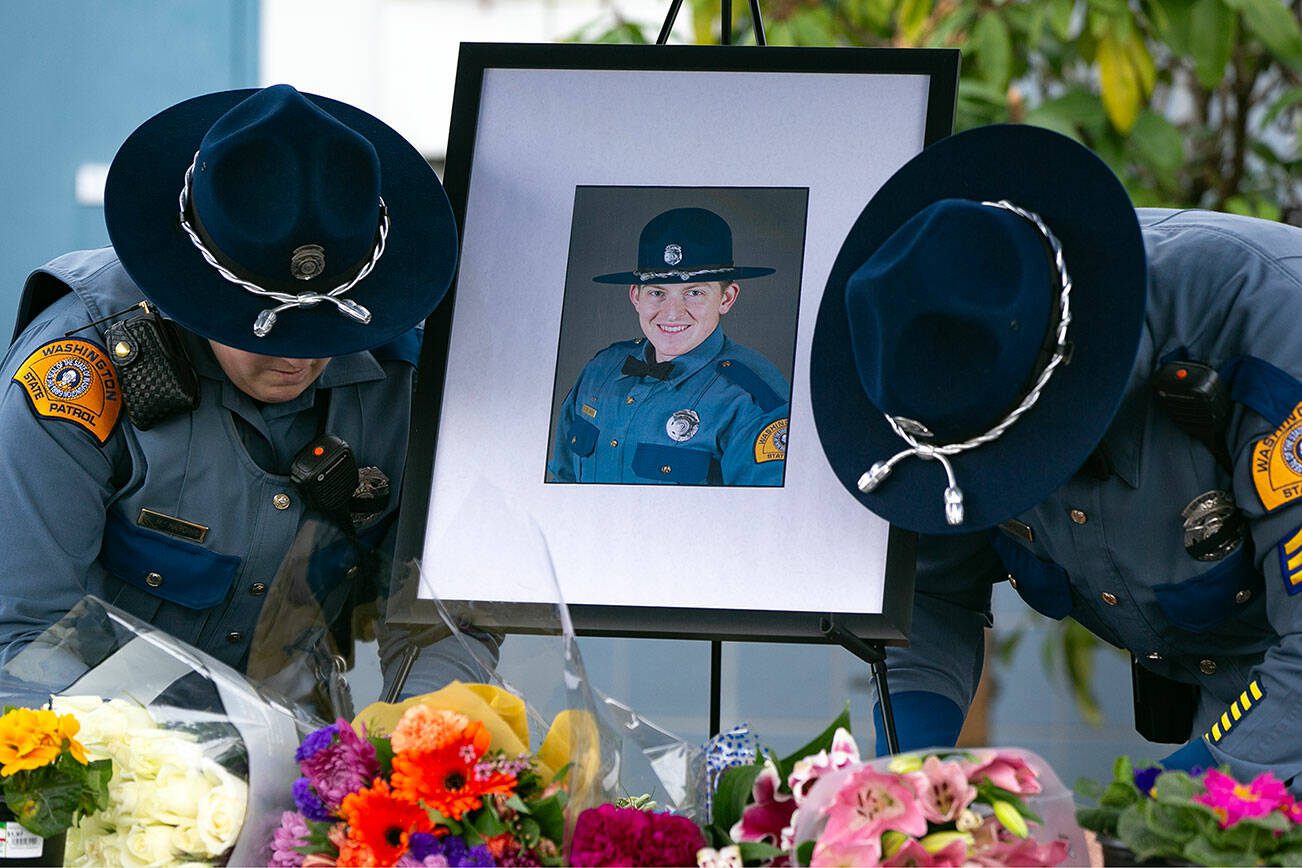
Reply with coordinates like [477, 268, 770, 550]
[177, 152, 388, 337]
[857, 200, 1075, 526]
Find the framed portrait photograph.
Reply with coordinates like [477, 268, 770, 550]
[394, 43, 958, 643]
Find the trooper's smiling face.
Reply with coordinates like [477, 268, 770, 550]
[629, 280, 739, 362]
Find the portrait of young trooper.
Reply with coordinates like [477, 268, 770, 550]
[811, 124, 1302, 789]
[0, 84, 492, 711]
[548, 206, 791, 486]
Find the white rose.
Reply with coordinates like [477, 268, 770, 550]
[194, 770, 247, 857]
[124, 823, 179, 867]
[126, 730, 201, 779]
[109, 779, 143, 817]
[171, 821, 208, 858]
[145, 761, 208, 824]
[50, 694, 105, 716]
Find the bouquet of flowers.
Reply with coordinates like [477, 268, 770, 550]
[703, 711, 1079, 866]
[0, 703, 110, 860]
[50, 695, 249, 866]
[272, 681, 579, 867]
[0, 596, 308, 866]
[1077, 755, 1302, 865]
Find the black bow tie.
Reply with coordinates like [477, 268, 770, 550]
[622, 354, 675, 380]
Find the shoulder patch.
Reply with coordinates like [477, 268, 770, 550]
[754, 417, 788, 463]
[718, 359, 784, 412]
[1278, 524, 1302, 596]
[12, 338, 121, 443]
[1252, 401, 1302, 511]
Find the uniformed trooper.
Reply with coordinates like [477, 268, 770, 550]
[548, 207, 791, 485]
[0, 84, 493, 708]
[810, 124, 1302, 787]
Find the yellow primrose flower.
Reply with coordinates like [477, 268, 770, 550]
[0, 708, 64, 775]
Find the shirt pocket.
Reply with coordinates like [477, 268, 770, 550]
[100, 513, 241, 610]
[632, 443, 713, 483]
[566, 417, 599, 457]
[1152, 544, 1262, 633]
[990, 531, 1074, 620]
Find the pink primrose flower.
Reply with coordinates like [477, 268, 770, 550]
[730, 757, 797, 846]
[905, 756, 977, 823]
[961, 750, 1041, 796]
[1195, 769, 1292, 828]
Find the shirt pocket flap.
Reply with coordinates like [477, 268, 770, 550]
[1153, 546, 1260, 633]
[632, 443, 712, 483]
[990, 531, 1074, 620]
[566, 417, 599, 457]
[100, 513, 240, 610]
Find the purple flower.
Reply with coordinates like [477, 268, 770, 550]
[457, 844, 497, 866]
[298, 718, 379, 811]
[409, 832, 443, 861]
[296, 723, 339, 762]
[269, 811, 310, 868]
[292, 777, 333, 822]
[1133, 765, 1162, 796]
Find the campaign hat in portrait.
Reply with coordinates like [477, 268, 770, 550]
[593, 207, 776, 285]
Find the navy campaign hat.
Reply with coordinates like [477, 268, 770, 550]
[104, 84, 458, 359]
[593, 207, 776, 285]
[810, 125, 1147, 534]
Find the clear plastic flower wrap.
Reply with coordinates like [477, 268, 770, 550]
[0, 595, 312, 866]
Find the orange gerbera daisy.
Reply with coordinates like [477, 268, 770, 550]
[391, 723, 517, 821]
[339, 779, 433, 866]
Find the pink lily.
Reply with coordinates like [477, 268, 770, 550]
[905, 756, 977, 823]
[962, 750, 1041, 795]
[730, 757, 796, 847]
[789, 727, 862, 801]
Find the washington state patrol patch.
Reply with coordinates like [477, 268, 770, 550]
[1252, 402, 1302, 511]
[12, 339, 121, 443]
[754, 417, 788, 463]
[1278, 524, 1302, 595]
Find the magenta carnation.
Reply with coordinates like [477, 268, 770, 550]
[569, 804, 705, 867]
[298, 717, 380, 811]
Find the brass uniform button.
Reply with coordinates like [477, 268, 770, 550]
[249, 582, 267, 596]
[114, 341, 132, 358]
[1069, 509, 1088, 525]
[1008, 575, 1019, 590]
[1235, 589, 1252, 604]
[1101, 592, 1118, 606]
[226, 631, 244, 643]
[145, 571, 163, 588]
[273, 492, 291, 510]
[1146, 651, 1163, 662]
[610, 439, 619, 448]
[1200, 659, 1217, 675]
[626, 396, 635, 405]
[661, 465, 672, 474]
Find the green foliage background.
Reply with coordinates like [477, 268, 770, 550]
[572, 0, 1302, 222]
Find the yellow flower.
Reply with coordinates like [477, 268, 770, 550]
[0, 707, 88, 775]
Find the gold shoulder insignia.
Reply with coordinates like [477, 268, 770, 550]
[12, 339, 121, 443]
[754, 417, 788, 464]
[1252, 402, 1302, 511]
[1205, 680, 1264, 744]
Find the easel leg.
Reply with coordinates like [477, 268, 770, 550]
[821, 616, 900, 755]
[709, 639, 723, 736]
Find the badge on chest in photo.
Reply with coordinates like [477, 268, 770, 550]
[1181, 489, 1244, 561]
[666, 409, 700, 442]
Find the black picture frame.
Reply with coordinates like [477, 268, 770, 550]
[392, 42, 958, 646]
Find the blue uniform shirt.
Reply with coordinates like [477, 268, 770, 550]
[885, 209, 1302, 787]
[548, 326, 790, 485]
[0, 248, 491, 698]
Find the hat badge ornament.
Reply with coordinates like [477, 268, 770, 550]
[664, 243, 683, 266]
[856, 200, 1075, 526]
[177, 154, 390, 338]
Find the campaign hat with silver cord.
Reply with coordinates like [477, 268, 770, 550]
[810, 124, 1147, 534]
[104, 83, 458, 359]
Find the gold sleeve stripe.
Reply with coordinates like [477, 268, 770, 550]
[1287, 526, 1302, 552]
[1250, 680, 1264, 701]
[1205, 680, 1266, 744]
[1241, 690, 1252, 710]
[1211, 722, 1222, 741]
[1288, 550, 1302, 572]
[1230, 702, 1241, 721]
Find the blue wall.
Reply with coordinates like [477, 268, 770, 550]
[0, 1, 259, 336]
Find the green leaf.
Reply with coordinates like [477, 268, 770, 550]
[1117, 806, 1185, 861]
[710, 763, 764, 839]
[1148, 0, 1195, 54]
[777, 705, 851, 779]
[796, 840, 816, 866]
[1224, 0, 1302, 68]
[1184, 835, 1257, 867]
[738, 840, 785, 863]
[370, 734, 395, 777]
[971, 14, 1014, 88]
[1129, 109, 1186, 184]
[1047, 0, 1077, 39]
[1264, 86, 1302, 125]
[4, 775, 81, 838]
[898, 0, 934, 44]
[529, 792, 567, 846]
[1188, 0, 1237, 89]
